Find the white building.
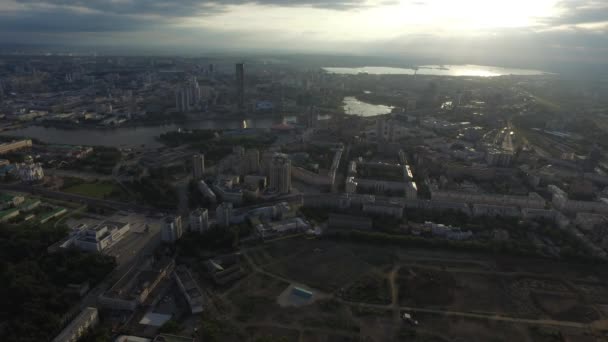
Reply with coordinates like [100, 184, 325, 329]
[161, 216, 183, 243]
[189, 208, 209, 233]
[74, 221, 130, 252]
[16, 156, 44, 182]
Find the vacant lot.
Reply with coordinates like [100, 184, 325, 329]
[63, 181, 121, 199]
[229, 237, 608, 341]
[263, 241, 374, 293]
[340, 272, 391, 305]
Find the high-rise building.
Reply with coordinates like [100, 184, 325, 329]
[243, 149, 260, 175]
[216, 203, 233, 227]
[189, 208, 209, 233]
[585, 144, 602, 171]
[161, 216, 182, 243]
[269, 153, 291, 194]
[192, 154, 205, 180]
[175, 77, 201, 113]
[307, 106, 317, 129]
[236, 63, 245, 111]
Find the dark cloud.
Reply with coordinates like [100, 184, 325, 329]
[15, 0, 368, 17]
[544, 0, 608, 26]
[0, 8, 152, 32]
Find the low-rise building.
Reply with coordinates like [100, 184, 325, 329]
[98, 258, 175, 311]
[363, 200, 404, 219]
[74, 221, 130, 252]
[52, 307, 99, 342]
[197, 181, 216, 203]
[0, 139, 32, 154]
[472, 204, 520, 217]
[205, 254, 244, 285]
[432, 190, 545, 209]
[173, 266, 204, 314]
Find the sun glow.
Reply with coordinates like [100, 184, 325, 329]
[185, 0, 561, 44]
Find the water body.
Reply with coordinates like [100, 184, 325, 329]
[0, 118, 280, 148]
[324, 64, 549, 77]
[343, 96, 394, 117]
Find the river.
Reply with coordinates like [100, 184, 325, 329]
[0, 118, 283, 148]
[324, 64, 549, 77]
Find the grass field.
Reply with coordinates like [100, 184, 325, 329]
[63, 181, 120, 199]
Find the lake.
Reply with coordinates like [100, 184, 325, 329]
[0, 118, 282, 148]
[343, 97, 394, 117]
[324, 64, 549, 77]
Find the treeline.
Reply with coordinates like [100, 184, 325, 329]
[0, 223, 116, 342]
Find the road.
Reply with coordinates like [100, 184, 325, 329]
[0, 183, 157, 213]
[45, 168, 114, 181]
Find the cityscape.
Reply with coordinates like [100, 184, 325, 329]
[1, 1, 608, 342]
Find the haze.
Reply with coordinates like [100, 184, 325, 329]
[0, 0, 607, 68]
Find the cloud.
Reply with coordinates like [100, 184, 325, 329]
[14, 0, 369, 17]
[544, 0, 608, 26]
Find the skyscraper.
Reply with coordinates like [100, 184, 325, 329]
[236, 63, 245, 111]
[269, 153, 291, 194]
[192, 154, 205, 180]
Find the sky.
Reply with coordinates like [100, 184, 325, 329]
[0, 0, 606, 67]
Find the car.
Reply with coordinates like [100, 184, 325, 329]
[402, 312, 419, 326]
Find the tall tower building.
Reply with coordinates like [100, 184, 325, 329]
[161, 216, 183, 243]
[235, 63, 245, 111]
[269, 154, 291, 194]
[192, 154, 205, 180]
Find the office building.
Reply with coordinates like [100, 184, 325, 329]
[161, 216, 182, 243]
[189, 208, 209, 233]
[192, 154, 205, 180]
[269, 153, 291, 194]
[236, 63, 245, 111]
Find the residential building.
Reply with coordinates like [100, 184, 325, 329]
[161, 216, 182, 243]
[189, 208, 209, 233]
[269, 153, 292, 194]
[197, 180, 217, 202]
[216, 202, 233, 227]
[192, 154, 205, 180]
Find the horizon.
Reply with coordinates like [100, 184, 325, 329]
[0, 0, 607, 71]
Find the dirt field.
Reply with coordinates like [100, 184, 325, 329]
[210, 237, 608, 341]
